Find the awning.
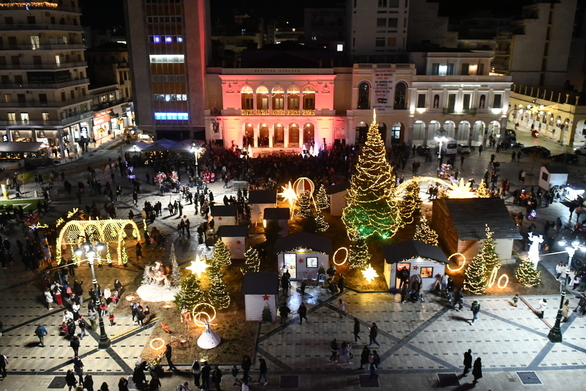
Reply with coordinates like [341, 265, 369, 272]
[122, 141, 150, 152]
[382, 240, 448, 264]
[0, 142, 44, 153]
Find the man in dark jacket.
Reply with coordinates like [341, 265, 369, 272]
[462, 349, 472, 376]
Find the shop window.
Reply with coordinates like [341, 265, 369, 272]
[306, 257, 318, 268]
[357, 82, 370, 109]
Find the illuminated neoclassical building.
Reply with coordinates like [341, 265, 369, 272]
[203, 52, 514, 152]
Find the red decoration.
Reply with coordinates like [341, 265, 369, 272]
[298, 258, 304, 263]
[413, 265, 419, 270]
[218, 217, 223, 221]
[236, 240, 242, 245]
[262, 295, 270, 301]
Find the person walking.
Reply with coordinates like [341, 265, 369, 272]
[135, 242, 143, 261]
[338, 298, 348, 318]
[368, 350, 380, 379]
[353, 318, 362, 343]
[201, 361, 211, 390]
[0, 353, 7, 379]
[84, 374, 94, 391]
[472, 357, 483, 384]
[257, 357, 268, 386]
[165, 344, 178, 371]
[470, 301, 481, 324]
[538, 298, 547, 319]
[329, 338, 340, 362]
[35, 324, 48, 347]
[297, 302, 308, 324]
[66, 369, 77, 391]
[359, 345, 370, 370]
[279, 303, 291, 324]
[73, 356, 84, 386]
[212, 365, 223, 391]
[241, 355, 252, 384]
[118, 377, 129, 391]
[368, 322, 381, 347]
[191, 359, 201, 388]
[70, 334, 80, 357]
[462, 349, 472, 376]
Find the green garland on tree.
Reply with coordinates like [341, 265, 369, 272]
[515, 259, 542, 287]
[342, 112, 403, 240]
[174, 274, 205, 312]
[169, 243, 181, 287]
[400, 181, 422, 224]
[315, 209, 329, 232]
[241, 247, 261, 274]
[212, 239, 232, 268]
[413, 215, 439, 246]
[105, 244, 113, 266]
[463, 252, 487, 295]
[120, 244, 129, 265]
[480, 225, 501, 278]
[348, 239, 370, 269]
[206, 263, 231, 309]
[315, 184, 330, 210]
[295, 190, 313, 218]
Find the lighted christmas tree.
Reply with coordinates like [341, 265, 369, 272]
[120, 245, 129, 265]
[295, 190, 313, 218]
[206, 263, 231, 309]
[169, 243, 181, 287]
[413, 215, 439, 246]
[315, 208, 329, 232]
[212, 239, 232, 268]
[241, 246, 261, 274]
[348, 239, 370, 269]
[400, 181, 422, 224]
[105, 244, 113, 266]
[515, 259, 542, 287]
[174, 274, 204, 312]
[315, 184, 330, 210]
[463, 252, 488, 295]
[480, 225, 501, 278]
[475, 179, 491, 198]
[342, 111, 404, 240]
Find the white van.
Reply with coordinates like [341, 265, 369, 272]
[441, 139, 458, 155]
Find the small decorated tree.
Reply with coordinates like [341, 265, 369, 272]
[174, 274, 205, 312]
[169, 243, 181, 287]
[399, 181, 422, 224]
[315, 209, 329, 232]
[515, 259, 542, 287]
[412, 215, 439, 246]
[120, 244, 129, 266]
[480, 225, 501, 278]
[105, 244, 113, 266]
[206, 264, 231, 309]
[475, 180, 491, 198]
[262, 303, 273, 322]
[348, 239, 370, 269]
[241, 247, 261, 274]
[315, 184, 330, 210]
[212, 239, 232, 268]
[295, 191, 313, 218]
[464, 253, 488, 295]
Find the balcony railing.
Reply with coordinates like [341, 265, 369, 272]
[442, 108, 478, 115]
[238, 108, 317, 116]
[91, 98, 130, 111]
[0, 96, 92, 108]
[0, 112, 93, 127]
[2, 78, 89, 89]
[0, 24, 83, 32]
[0, 62, 86, 70]
[0, 43, 85, 51]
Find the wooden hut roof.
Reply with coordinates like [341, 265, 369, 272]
[211, 205, 238, 216]
[264, 208, 290, 220]
[241, 272, 279, 295]
[249, 190, 277, 204]
[216, 225, 248, 237]
[382, 240, 448, 264]
[274, 231, 332, 254]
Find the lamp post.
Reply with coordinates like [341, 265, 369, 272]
[191, 144, 203, 179]
[548, 237, 585, 343]
[434, 131, 448, 175]
[75, 241, 112, 350]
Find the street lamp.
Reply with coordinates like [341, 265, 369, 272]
[548, 237, 586, 343]
[434, 129, 448, 174]
[191, 144, 204, 179]
[75, 240, 111, 350]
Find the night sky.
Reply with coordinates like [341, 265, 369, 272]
[78, 0, 533, 34]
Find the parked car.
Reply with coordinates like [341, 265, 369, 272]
[549, 153, 580, 164]
[457, 144, 471, 154]
[521, 146, 551, 157]
[416, 145, 431, 157]
[504, 129, 517, 146]
[574, 146, 586, 155]
[531, 129, 540, 138]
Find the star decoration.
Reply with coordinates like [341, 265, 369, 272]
[236, 240, 242, 245]
[413, 265, 419, 270]
[262, 294, 270, 301]
[279, 181, 298, 214]
[187, 257, 209, 278]
[298, 258, 304, 263]
[361, 264, 378, 283]
[218, 217, 223, 221]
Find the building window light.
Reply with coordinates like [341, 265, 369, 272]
[177, 36, 183, 43]
[153, 36, 161, 43]
[155, 112, 189, 120]
[336, 43, 344, 52]
[438, 65, 448, 76]
[165, 36, 173, 43]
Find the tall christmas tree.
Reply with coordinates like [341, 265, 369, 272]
[315, 184, 330, 210]
[400, 181, 422, 224]
[169, 243, 181, 287]
[174, 274, 204, 312]
[348, 239, 370, 269]
[315, 208, 329, 232]
[206, 263, 231, 309]
[342, 111, 403, 240]
[413, 215, 439, 246]
[515, 259, 542, 287]
[212, 239, 232, 268]
[241, 247, 261, 274]
[475, 179, 491, 198]
[295, 190, 313, 218]
[463, 251, 488, 295]
[480, 225, 501, 278]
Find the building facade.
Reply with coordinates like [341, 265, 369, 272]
[0, 0, 92, 156]
[204, 52, 512, 152]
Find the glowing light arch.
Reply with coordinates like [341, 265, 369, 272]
[332, 247, 348, 266]
[446, 253, 467, 272]
[56, 219, 141, 265]
[192, 302, 217, 327]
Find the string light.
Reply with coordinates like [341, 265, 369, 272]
[447, 253, 467, 272]
[332, 247, 348, 266]
[191, 302, 217, 327]
[362, 264, 378, 283]
[149, 338, 165, 350]
[497, 274, 509, 289]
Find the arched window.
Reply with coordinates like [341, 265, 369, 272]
[394, 81, 407, 110]
[287, 85, 300, 114]
[241, 86, 253, 111]
[302, 86, 316, 112]
[259, 123, 269, 147]
[243, 123, 254, 148]
[272, 86, 284, 112]
[256, 86, 269, 113]
[303, 123, 315, 148]
[274, 123, 284, 147]
[289, 123, 300, 147]
[357, 82, 370, 109]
